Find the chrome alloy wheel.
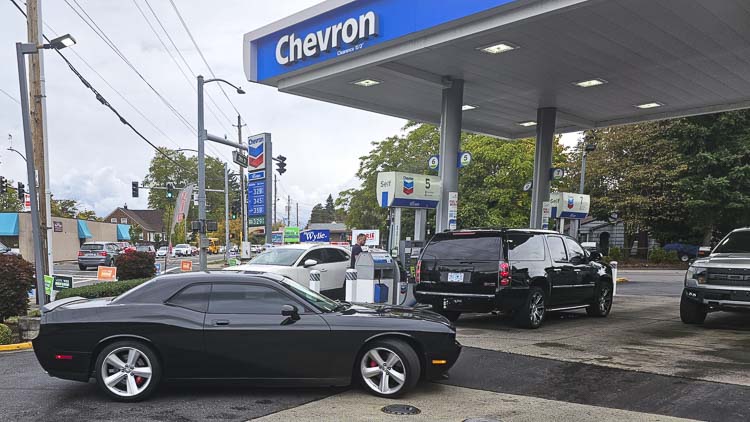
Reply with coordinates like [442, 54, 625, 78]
[598, 286, 613, 314]
[529, 291, 545, 326]
[360, 347, 406, 395]
[100, 346, 153, 398]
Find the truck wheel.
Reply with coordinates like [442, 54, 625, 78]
[680, 291, 707, 324]
[586, 281, 613, 317]
[514, 287, 546, 329]
[78, 264, 86, 271]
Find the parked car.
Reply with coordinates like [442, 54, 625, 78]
[0, 240, 20, 257]
[250, 245, 263, 254]
[681, 228, 750, 324]
[155, 246, 168, 258]
[171, 244, 192, 257]
[663, 243, 699, 262]
[116, 242, 136, 253]
[414, 229, 614, 328]
[77, 242, 121, 270]
[190, 245, 199, 256]
[135, 245, 156, 255]
[33, 272, 460, 401]
[229, 244, 351, 299]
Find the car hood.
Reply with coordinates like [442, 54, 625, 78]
[693, 254, 750, 269]
[339, 303, 452, 326]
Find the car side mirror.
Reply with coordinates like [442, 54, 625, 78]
[281, 304, 300, 324]
[303, 259, 318, 268]
[589, 252, 602, 262]
[570, 256, 584, 265]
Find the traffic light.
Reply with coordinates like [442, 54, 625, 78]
[276, 155, 287, 175]
[231, 200, 240, 220]
[0, 176, 6, 194]
[131, 181, 139, 198]
[17, 182, 25, 201]
[166, 182, 174, 199]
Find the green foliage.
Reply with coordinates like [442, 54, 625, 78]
[116, 251, 156, 281]
[27, 309, 40, 318]
[129, 223, 143, 242]
[0, 255, 35, 322]
[55, 278, 150, 300]
[0, 323, 11, 345]
[606, 247, 625, 263]
[647, 249, 680, 265]
[0, 182, 22, 213]
[51, 198, 80, 218]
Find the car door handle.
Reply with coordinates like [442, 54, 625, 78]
[318, 268, 328, 272]
[574, 269, 581, 272]
[213, 319, 230, 326]
[552, 269, 562, 273]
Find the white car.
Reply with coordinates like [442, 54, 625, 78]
[228, 244, 350, 299]
[156, 246, 168, 258]
[172, 244, 192, 257]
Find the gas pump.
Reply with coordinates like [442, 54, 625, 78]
[351, 250, 402, 304]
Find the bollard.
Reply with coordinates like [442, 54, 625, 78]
[309, 270, 321, 293]
[610, 261, 618, 297]
[345, 269, 358, 302]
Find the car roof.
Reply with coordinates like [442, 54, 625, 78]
[439, 228, 560, 235]
[266, 243, 348, 251]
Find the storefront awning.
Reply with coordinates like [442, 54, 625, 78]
[0, 213, 19, 236]
[117, 224, 131, 241]
[77, 220, 93, 239]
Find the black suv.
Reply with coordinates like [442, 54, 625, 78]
[414, 229, 614, 328]
[681, 227, 750, 324]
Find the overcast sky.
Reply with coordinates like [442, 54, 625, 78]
[0, 1, 579, 227]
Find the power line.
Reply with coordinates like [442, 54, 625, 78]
[0, 87, 20, 105]
[168, 0, 244, 124]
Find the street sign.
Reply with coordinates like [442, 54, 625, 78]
[550, 167, 565, 180]
[523, 181, 533, 192]
[284, 227, 300, 243]
[23, 193, 30, 212]
[248, 170, 266, 181]
[247, 180, 266, 217]
[458, 152, 472, 168]
[52, 275, 73, 291]
[97, 266, 117, 281]
[181, 260, 193, 272]
[428, 155, 439, 170]
[53, 221, 63, 232]
[232, 150, 248, 168]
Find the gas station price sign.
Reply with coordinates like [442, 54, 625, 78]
[248, 180, 266, 217]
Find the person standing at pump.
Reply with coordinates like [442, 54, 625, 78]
[350, 233, 367, 268]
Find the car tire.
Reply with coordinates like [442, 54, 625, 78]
[680, 254, 690, 263]
[680, 291, 707, 324]
[514, 287, 546, 329]
[437, 310, 461, 322]
[586, 281, 613, 317]
[357, 338, 420, 398]
[94, 340, 161, 402]
[78, 264, 86, 271]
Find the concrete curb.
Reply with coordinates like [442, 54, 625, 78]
[0, 342, 32, 352]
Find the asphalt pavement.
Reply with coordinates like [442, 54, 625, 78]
[617, 269, 686, 297]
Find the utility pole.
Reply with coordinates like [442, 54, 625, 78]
[273, 175, 278, 226]
[287, 195, 291, 227]
[296, 202, 299, 227]
[234, 115, 247, 243]
[224, 163, 229, 263]
[27, 0, 53, 277]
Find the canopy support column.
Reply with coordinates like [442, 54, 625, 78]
[436, 79, 464, 233]
[530, 107, 557, 229]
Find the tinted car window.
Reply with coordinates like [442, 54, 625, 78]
[324, 248, 349, 263]
[301, 249, 325, 265]
[208, 284, 293, 314]
[81, 244, 104, 251]
[564, 238, 586, 263]
[713, 231, 750, 254]
[507, 234, 546, 261]
[547, 236, 568, 262]
[167, 284, 210, 312]
[422, 233, 502, 261]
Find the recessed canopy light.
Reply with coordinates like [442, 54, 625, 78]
[518, 121, 537, 127]
[351, 79, 381, 87]
[477, 42, 519, 55]
[462, 104, 477, 111]
[635, 102, 664, 109]
[573, 78, 607, 88]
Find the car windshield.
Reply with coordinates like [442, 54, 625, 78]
[0, 241, 8, 252]
[136, 246, 151, 252]
[176, 244, 189, 248]
[713, 231, 750, 254]
[158, 247, 167, 251]
[249, 248, 304, 266]
[278, 277, 339, 312]
[81, 244, 104, 251]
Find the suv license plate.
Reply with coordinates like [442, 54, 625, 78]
[448, 273, 464, 282]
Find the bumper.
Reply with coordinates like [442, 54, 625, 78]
[423, 339, 462, 381]
[684, 287, 750, 310]
[77, 257, 108, 266]
[32, 338, 92, 383]
[415, 288, 528, 313]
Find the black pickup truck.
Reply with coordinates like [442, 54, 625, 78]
[414, 229, 614, 329]
[681, 228, 750, 324]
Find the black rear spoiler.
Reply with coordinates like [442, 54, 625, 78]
[41, 296, 87, 313]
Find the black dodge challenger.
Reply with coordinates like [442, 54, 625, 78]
[33, 272, 461, 401]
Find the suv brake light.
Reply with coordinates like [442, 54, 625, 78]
[77, 251, 84, 257]
[99, 251, 108, 257]
[416, 260, 422, 283]
[499, 262, 511, 286]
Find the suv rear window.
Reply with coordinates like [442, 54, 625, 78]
[507, 234, 546, 261]
[422, 232, 501, 261]
[81, 244, 104, 250]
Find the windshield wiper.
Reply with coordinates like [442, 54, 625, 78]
[332, 301, 351, 312]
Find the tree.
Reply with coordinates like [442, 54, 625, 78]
[308, 203, 327, 224]
[76, 209, 99, 221]
[51, 198, 79, 218]
[0, 182, 22, 213]
[325, 194, 336, 221]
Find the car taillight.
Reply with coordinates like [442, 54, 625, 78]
[99, 251, 107, 256]
[77, 251, 84, 256]
[415, 260, 422, 283]
[499, 262, 511, 286]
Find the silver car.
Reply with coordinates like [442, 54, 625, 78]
[77, 242, 120, 270]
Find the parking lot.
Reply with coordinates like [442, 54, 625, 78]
[2, 269, 749, 421]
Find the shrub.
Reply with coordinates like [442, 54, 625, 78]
[116, 250, 156, 281]
[55, 278, 150, 300]
[0, 323, 11, 345]
[664, 250, 680, 264]
[0, 255, 35, 322]
[607, 247, 624, 262]
[648, 248, 668, 264]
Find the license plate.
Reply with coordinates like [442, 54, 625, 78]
[447, 273, 464, 282]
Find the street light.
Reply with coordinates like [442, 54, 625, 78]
[16, 33, 76, 308]
[197, 75, 245, 271]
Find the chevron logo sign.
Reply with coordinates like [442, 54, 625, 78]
[402, 176, 414, 195]
[247, 135, 265, 170]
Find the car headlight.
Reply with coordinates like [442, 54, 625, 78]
[685, 266, 707, 286]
